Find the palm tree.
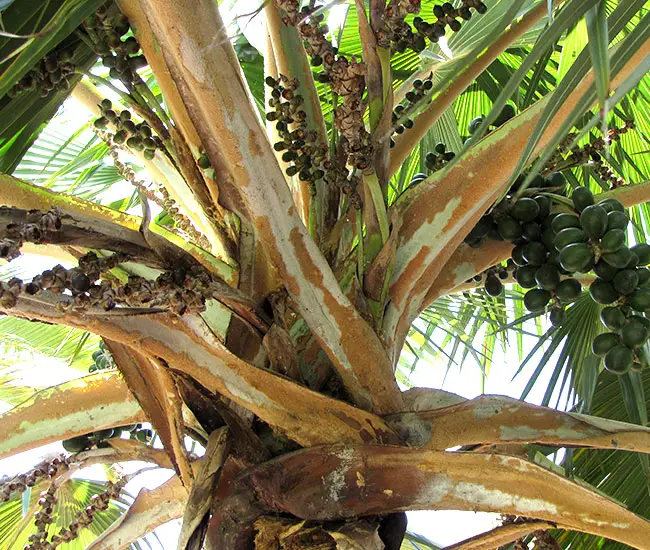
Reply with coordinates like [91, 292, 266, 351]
[1, 0, 650, 548]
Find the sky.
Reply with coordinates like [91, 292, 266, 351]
[0, 1, 571, 548]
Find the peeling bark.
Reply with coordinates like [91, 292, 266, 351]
[134, 0, 402, 414]
[385, 395, 650, 454]
[212, 445, 650, 549]
[0, 371, 145, 460]
[444, 520, 556, 550]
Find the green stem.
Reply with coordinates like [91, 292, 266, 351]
[356, 209, 365, 282]
[364, 172, 390, 243]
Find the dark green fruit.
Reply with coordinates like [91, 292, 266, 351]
[94, 429, 114, 441]
[522, 242, 547, 266]
[598, 198, 625, 213]
[571, 186, 594, 212]
[593, 260, 618, 282]
[535, 264, 561, 290]
[535, 195, 551, 220]
[607, 211, 629, 231]
[552, 213, 580, 233]
[601, 306, 627, 331]
[541, 229, 556, 252]
[498, 216, 522, 241]
[604, 345, 633, 374]
[549, 307, 565, 327]
[143, 149, 155, 160]
[589, 280, 620, 304]
[494, 104, 516, 126]
[621, 318, 649, 348]
[553, 228, 586, 250]
[516, 266, 538, 289]
[485, 274, 503, 297]
[580, 204, 608, 239]
[637, 267, 650, 287]
[556, 278, 582, 302]
[511, 245, 526, 267]
[631, 243, 650, 266]
[628, 289, 650, 312]
[113, 130, 127, 144]
[559, 243, 593, 272]
[198, 154, 211, 169]
[592, 332, 620, 356]
[522, 222, 542, 242]
[600, 229, 626, 253]
[613, 269, 639, 295]
[62, 435, 91, 453]
[510, 198, 540, 222]
[523, 288, 551, 312]
[135, 429, 153, 443]
[468, 116, 483, 134]
[468, 216, 493, 240]
[602, 247, 632, 269]
[546, 172, 566, 189]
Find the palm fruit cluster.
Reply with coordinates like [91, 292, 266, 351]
[384, 0, 488, 54]
[94, 100, 162, 160]
[0, 457, 69, 503]
[424, 142, 455, 171]
[266, 76, 327, 183]
[86, 8, 146, 83]
[0, 207, 62, 263]
[88, 341, 115, 373]
[465, 103, 516, 145]
[62, 424, 148, 454]
[471, 261, 516, 297]
[390, 74, 434, 146]
[7, 48, 75, 99]
[26, 478, 126, 549]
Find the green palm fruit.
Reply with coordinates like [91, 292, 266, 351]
[621, 318, 650, 348]
[559, 243, 593, 272]
[522, 222, 542, 242]
[631, 243, 650, 266]
[549, 307, 565, 327]
[604, 345, 633, 374]
[580, 204, 608, 239]
[600, 229, 626, 253]
[511, 245, 526, 266]
[613, 269, 639, 295]
[555, 278, 582, 302]
[628, 289, 650, 312]
[522, 242, 547, 266]
[510, 198, 540, 222]
[468, 116, 483, 134]
[598, 198, 625, 213]
[553, 228, 586, 250]
[571, 186, 594, 212]
[484, 274, 503, 297]
[497, 216, 522, 241]
[534, 195, 551, 220]
[494, 104, 516, 126]
[589, 280, 620, 304]
[552, 213, 580, 233]
[515, 266, 538, 288]
[523, 288, 551, 312]
[592, 332, 620, 356]
[607, 211, 629, 231]
[602, 246, 633, 269]
[535, 264, 561, 290]
[600, 306, 627, 331]
[62, 435, 91, 453]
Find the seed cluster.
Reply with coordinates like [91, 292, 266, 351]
[277, 1, 372, 172]
[0, 457, 69, 504]
[86, 9, 146, 84]
[469, 261, 517, 297]
[95, 100, 163, 160]
[265, 75, 363, 208]
[27, 478, 127, 549]
[384, 1, 488, 54]
[0, 207, 62, 262]
[88, 340, 115, 373]
[465, 103, 516, 145]
[7, 48, 75, 99]
[390, 74, 434, 145]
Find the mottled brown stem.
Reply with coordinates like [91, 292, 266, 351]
[444, 521, 556, 550]
[136, 0, 403, 414]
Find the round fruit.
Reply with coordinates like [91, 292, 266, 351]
[498, 216, 523, 241]
[604, 345, 633, 374]
[589, 280, 620, 304]
[530, 173, 545, 188]
[592, 332, 620, 356]
[546, 172, 566, 189]
[631, 243, 650, 266]
[601, 306, 627, 331]
[607, 211, 629, 231]
[511, 245, 526, 266]
[494, 104, 516, 126]
[621, 318, 650, 348]
[571, 186, 594, 212]
[637, 267, 650, 287]
[485, 274, 503, 297]
[510, 198, 540, 222]
[541, 228, 556, 252]
[580, 204, 608, 239]
[598, 198, 625, 213]
[535, 195, 551, 220]
[523, 288, 551, 312]
[94, 429, 115, 441]
[135, 429, 153, 443]
[553, 228, 586, 250]
[522, 222, 542, 242]
[559, 243, 593, 272]
[62, 435, 91, 453]
[555, 278, 582, 302]
[550, 307, 565, 327]
[600, 229, 625, 253]
[602, 247, 633, 269]
[522, 242, 547, 266]
[613, 269, 639, 295]
[552, 213, 580, 233]
[468, 116, 483, 134]
[535, 264, 561, 290]
[628, 289, 650, 312]
[468, 216, 493, 240]
[515, 266, 538, 288]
